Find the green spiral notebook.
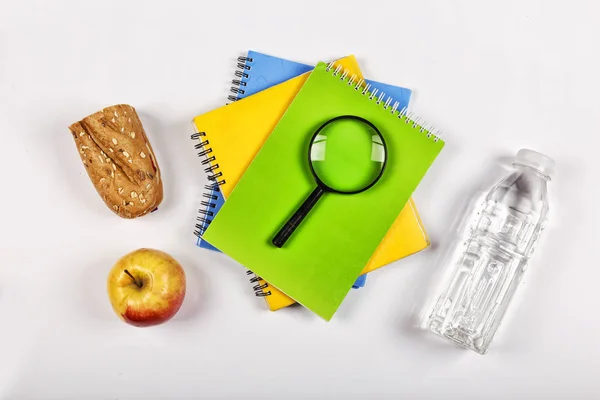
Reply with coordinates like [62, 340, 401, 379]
[203, 61, 445, 320]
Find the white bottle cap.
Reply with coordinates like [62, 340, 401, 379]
[514, 149, 555, 178]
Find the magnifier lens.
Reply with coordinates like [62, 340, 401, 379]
[309, 118, 386, 192]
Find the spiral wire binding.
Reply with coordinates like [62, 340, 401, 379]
[246, 270, 272, 297]
[324, 61, 442, 142]
[190, 128, 227, 236]
[228, 56, 253, 103]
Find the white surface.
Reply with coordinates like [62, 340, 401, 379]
[1, 0, 599, 398]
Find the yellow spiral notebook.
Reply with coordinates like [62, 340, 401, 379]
[192, 55, 430, 311]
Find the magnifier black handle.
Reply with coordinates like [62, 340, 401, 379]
[272, 187, 325, 248]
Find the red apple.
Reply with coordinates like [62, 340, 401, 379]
[107, 248, 186, 327]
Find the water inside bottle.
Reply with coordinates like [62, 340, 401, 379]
[427, 149, 553, 354]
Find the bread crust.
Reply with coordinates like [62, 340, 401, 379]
[69, 104, 163, 218]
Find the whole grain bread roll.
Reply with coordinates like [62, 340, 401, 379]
[69, 104, 163, 218]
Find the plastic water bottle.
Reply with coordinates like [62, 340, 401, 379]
[427, 149, 554, 354]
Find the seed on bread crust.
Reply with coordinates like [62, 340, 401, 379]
[68, 104, 163, 218]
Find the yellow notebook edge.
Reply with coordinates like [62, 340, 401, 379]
[361, 198, 431, 274]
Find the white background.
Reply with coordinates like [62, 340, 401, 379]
[1, 0, 599, 399]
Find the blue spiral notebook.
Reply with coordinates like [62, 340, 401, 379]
[193, 51, 412, 289]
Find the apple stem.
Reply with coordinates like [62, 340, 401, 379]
[124, 269, 142, 288]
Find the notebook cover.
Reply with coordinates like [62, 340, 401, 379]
[202, 61, 444, 320]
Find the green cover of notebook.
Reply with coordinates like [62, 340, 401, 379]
[204, 61, 445, 320]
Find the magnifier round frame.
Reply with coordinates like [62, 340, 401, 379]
[308, 115, 388, 195]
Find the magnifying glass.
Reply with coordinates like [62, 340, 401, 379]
[272, 115, 388, 248]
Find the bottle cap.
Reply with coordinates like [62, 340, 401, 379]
[514, 149, 555, 178]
